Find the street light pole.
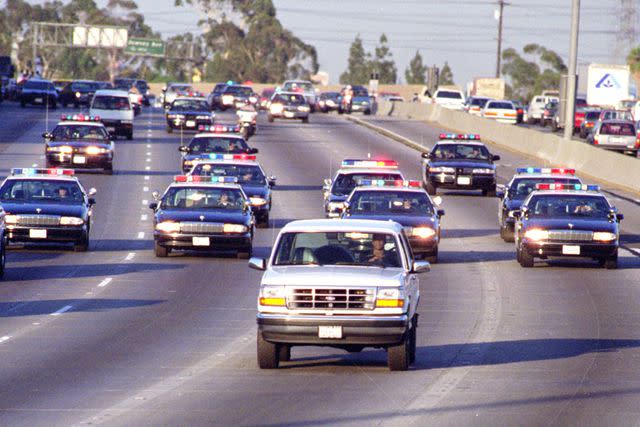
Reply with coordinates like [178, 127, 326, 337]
[563, 0, 580, 140]
[495, 0, 508, 78]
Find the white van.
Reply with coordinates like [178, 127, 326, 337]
[432, 88, 466, 110]
[526, 95, 559, 124]
[90, 90, 134, 140]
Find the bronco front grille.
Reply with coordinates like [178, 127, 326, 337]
[547, 230, 593, 242]
[287, 287, 375, 310]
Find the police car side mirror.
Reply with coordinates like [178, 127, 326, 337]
[496, 184, 506, 198]
[268, 176, 276, 187]
[178, 145, 190, 153]
[88, 188, 97, 197]
[247, 148, 259, 154]
[412, 260, 431, 274]
[88, 198, 96, 206]
[437, 209, 445, 217]
[323, 179, 332, 190]
[42, 131, 53, 140]
[616, 213, 624, 221]
[492, 154, 501, 161]
[148, 202, 158, 210]
[343, 201, 351, 213]
[248, 257, 266, 271]
[151, 191, 160, 200]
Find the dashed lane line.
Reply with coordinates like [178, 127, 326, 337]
[97, 278, 113, 288]
[51, 305, 73, 316]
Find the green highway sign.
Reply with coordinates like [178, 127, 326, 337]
[124, 38, 165, 56]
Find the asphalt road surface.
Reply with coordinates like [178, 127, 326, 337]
[0, 103, 639, 426]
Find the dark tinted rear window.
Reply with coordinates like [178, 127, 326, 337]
[600, 123, 635, 136]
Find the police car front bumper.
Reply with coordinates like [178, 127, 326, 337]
[521, 240, 618, 258]
[7, 225, 86, 244]
[273, 110, 308, 119]
[154, 232, 252, 252]
[257, 313, 409, 346]
[427, 173, 496, 190]
[46, 153, 112, 169]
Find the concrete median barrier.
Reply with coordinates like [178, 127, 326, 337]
[373, 100, 639, 194]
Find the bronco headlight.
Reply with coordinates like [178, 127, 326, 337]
[259, 285, 286, 306]
[249, 197, 267, 206]
[376, 288, 405, 308]
[472, 168, 494, 174]
[156, 221, 180, 233]
[524, 228, 548, 241]
[429, 166, 455, 173]
[60, 216, 84, 226]
[593, 232, 616, 242]
[75, 92, 81, 98]
[223, 223, 248, 233]
[412, 227, 436, 239]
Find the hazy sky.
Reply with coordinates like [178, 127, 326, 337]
[35, 0, 639, 85]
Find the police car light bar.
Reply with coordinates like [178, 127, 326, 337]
[60, 114, 101, 122]
[341, 159, 399, 168]
[206, 153, 256, 161]
[198, 124, 241, 133]
[535, 183, 599, 191]
[516, 167, 576, 175]
[439, 133, 480, 140]
[356, 179, 421, 188]
[11, 168, 74, 176]
[174, 175, 239, 183]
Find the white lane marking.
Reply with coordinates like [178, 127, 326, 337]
[142, 200, 148, 205]
[621, 247, 637, 257]
[141, 214, 148, 221]
[146, 152, 152, 156]
[144, 176, 150, 181]
[137, 232, 145, 239]
[146, 144, 151, 148]
[51, 305, 73, 316]
[146, 158, 151, 162]
[32, 322, 40, 326]
[98, 277, 113, 288]
[125, 252, 136, 261]
[0, 336, 11, 344]
[143, 187, 149, 192]
[145, 166, 151, 170]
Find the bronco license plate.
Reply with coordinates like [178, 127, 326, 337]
[318, 326, 342, 339]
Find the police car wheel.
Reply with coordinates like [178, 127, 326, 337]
[603, 254, 618, 270]
[278, 345, 291, 362]
[425, 248, 438, 264]
[20, 100, 25, 108]
[104, 164, 113, 175]
[424, 181, 437, 195]
[302, 117, 309, 124]
[257, 330, 279, 369]
[408, 323, 417, 364]
[518, 247, 534, 268]
[483, 187, 497, 197]
[237, 247, 252, 259]
[166, 126, 173, 134]
[154, 241, 169, 257]
[74, 233, 89, 252]
[388, 329, 411, 371]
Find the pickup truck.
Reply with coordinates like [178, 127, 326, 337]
[250, 219, 430, 371]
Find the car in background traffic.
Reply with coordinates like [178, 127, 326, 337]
[578, 109, 602, 138]
[432, 88, 465, 110]
[587, 120, 639, 155]
[89, 90, 134, 140]
[163, 83, 195, 109]
[178, 128, 258, 172]
[540, 100, 558, 127]
[219, 85, 258, 111]
[527, 95, 558, 124]
[318, 91, 340, 113]
[282, 80, 317, 112]
[464, 96, 490, 116]
[19, 79, 58, 109]
[59, 80, 100, 108]
[258, 87, 275, 110]
[207, 82, 228, 110]
[482, 100, 518, 124]
[267, 91, 310, 123]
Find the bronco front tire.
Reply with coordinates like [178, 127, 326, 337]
[257, 330, 279, 369]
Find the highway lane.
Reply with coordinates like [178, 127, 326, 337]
[0, 105, 638, 425]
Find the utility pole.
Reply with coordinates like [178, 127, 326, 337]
[563, 0, 580, 141]
[495, 0, 508, 78]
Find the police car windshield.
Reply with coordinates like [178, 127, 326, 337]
[52, 124, 109, 140]
[92, 96, 131, 110]
[0, 179, 84, 204]
[509, 178, 581, 198]
[527, 195, 610, 219]
[432, 143, 490, 161]
[273, 94, 305, 104]
[332, 173, 403, 196]
[274, 231, 401, 268]
[191, 164, 266, 185]
[187, 137, 249, 154]
[171, 99, 209, 111]
[162, 187, 245, 210]
[284, 82, 313, 91]
[351, 191, 434, 216]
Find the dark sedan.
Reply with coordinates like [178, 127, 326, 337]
[166, 97, 214, 133]
[19, 79, 58, 108]
[59, 80, 100, 108]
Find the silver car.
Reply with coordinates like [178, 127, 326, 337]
[587, 120, 638, 154]
[282, 80, 317, 112]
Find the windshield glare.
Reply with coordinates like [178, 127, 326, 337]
[0, 180, 84, 204]
[190, 163, 266, 185]
[188, 137, 248, 153]
[432, 144, 490, 160]
[350, 191, 434, 215]
[332, 173, 403, 196]
[527, 195, 610, 218]
[509, 178, 581, 197]
[162, 187, 245, 210]
[274, 231, 402, 268]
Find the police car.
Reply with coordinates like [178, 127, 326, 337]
[323, 159, 405, 218]
[149, 175, 254, 258]
[498, 167, 582, 242]
[513, 184, 623, 269]
[341, 180, 444, 262]
[421, 134, 500, 196]
[250, 219, 430, 371]
[267, 91, 310, 123]
[0, 168, 96, 251]
[165, 96, 214, 133]
[188, 155, 275, 227]
[43, 114, 114, 174]
[178, 125, 259, 173]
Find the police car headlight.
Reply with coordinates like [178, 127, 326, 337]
[183, 160, 195, 166]
[86, 146, 108, 155]
[524, 229, 548, 241]
[47, 145, 73, 154]
[249, 197, 267, 206]
[222, 95, 234, 105]
[249, 96, 258, 103]
[196, 115, 211, 120]
[4, 215, 17, 224]
[223, 223, 248, 233]
[167, 114, 177, 119]
[375, 288, 405, 308]
[593, 232, 616, 242]
[429, 166, 455, 173]
[412, 227, 436, 239]
[328, 201, 344, 211]
[298, 105, 310, 112]
[75, 92, 81, 98]
[472, 168, 494, 174]
[259, 285, 286, 306]
[121, 120, 133, 124]
[156, 221, 181, 233]
[270, 104, 284, 114]
[60, 216, 84, 226]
